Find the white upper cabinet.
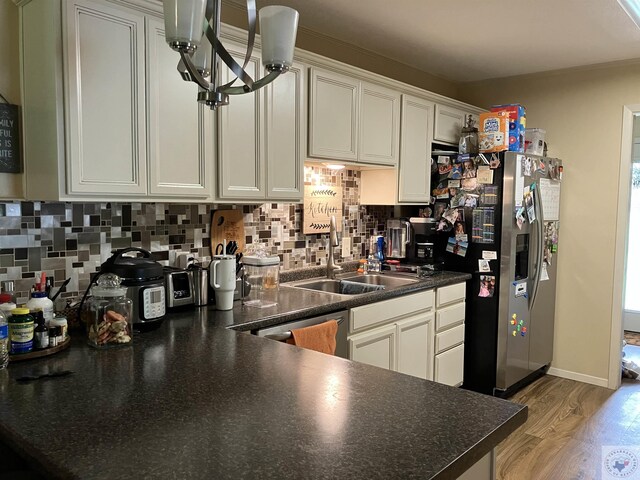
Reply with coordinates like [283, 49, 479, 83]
[398, 95, 434, 203]
[309, 68, 400, 166]
[434, 104, 479, 146]
[218, 40, 305, 202]
[65, 0, 147, 195]
[265, 62, 306, 200]
[308, 68, 359, 161]
[359, 82, 400, 166]
[217, 42, 265, 200]
[21, 0, 215, 202]
[146, 18, 213, 198]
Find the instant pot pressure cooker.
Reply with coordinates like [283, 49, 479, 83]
[100, 248, 166, 330]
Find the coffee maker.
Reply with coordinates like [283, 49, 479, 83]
[407, 217, 440, 269]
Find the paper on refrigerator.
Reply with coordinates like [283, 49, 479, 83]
[515, 155, 525, 207]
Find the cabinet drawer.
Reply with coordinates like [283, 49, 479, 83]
[435, 323, 465, 354]
[436, 282, 466, 308]
[435, 301, 465, 332]
[350, 289, 434, 333]
[434, 343, 464, 387]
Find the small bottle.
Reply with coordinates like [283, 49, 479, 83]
[33, 311, 49, 350]
[1, 281, 16, 304]
[0, 310, 8, 369]
[8, 308, 34, 354]
[48, 327, 58, 348]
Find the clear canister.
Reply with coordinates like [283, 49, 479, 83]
[242, 255, 280, 308]
[87, 274, 132, 348]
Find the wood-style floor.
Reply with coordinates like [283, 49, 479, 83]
[497, 350, 640, 480]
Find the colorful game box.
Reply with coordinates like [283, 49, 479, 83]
[491, 104, 526, 152]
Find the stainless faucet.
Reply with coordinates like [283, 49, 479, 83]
[327, 215, 343, 280]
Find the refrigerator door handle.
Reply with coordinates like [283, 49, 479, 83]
[529, 180, 545, 310]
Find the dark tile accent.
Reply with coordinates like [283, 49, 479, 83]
[89, 215, 100, 226]
[72, 262, 83, 268]
[41, 203, 65, 216]
[66, 239, 78, 250]
[78, 250, 89, 262]
[169, 235, 185, 244]
[71, 227, 82, 233]
[259, 231, 271, 239]
[111, 237, 131, 249]
[73, 204, 84, 226]
[132, 231, 141, 242]
[55, 269, 66, 281]
[15, 248, 27, 260]
[61, 221, 72, 227]
[78, 232, 100, 245]
[151, 251, 169, 261]
[53, 228, 66, 251]
[112, 217, 122, 227]
[90, 244, 100, 255]
[28, 247, 42, 272]
[35, 217, 41, 229]
[122, 205, 131, 226]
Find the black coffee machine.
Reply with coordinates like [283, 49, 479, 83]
[407, 218, 442, 270]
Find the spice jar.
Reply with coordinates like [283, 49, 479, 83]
[87, 274, 132, 348]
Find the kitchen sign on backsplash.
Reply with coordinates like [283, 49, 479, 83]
[303, 185, 343, 234]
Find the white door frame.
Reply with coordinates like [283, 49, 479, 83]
[609, 104, 639, 390]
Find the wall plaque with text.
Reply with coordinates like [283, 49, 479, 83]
[0, 104, 20, 173]
[303, 185, 343, 234]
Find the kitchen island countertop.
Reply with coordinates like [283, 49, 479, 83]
[0, 310, 526, 480]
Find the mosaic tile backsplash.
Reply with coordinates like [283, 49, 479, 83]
[0, 167, 393, 304]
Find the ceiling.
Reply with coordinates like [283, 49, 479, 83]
[227, 0, 640, 82]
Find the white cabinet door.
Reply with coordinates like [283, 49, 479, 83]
[349, 323, 397, 371]
[65, 0, 147, 195]
[218, 43, 265, 199]
[434, 104, 466, 145]
[396, 312, 434, 380]
[308, 68, 359, 161]
[398, 95, 434, 203]
[359, 82, 400, 166]
[434, 343, 465, 387]
[146, 18, 213, 198]
[265, 62, 305, 200]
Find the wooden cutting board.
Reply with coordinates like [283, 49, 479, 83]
[210, 209, 245, 255]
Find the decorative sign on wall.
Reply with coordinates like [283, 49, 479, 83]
[303, 185, 343, 234]
[0, 103, 20, 173]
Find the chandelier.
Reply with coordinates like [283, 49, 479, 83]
[163, 0, 299, 109]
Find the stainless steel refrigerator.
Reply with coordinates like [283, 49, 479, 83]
[436, 152, 563, 396]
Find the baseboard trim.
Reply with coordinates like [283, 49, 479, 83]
[547, 367, 610, 388]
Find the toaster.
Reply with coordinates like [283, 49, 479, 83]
[163, 267, 195, 308]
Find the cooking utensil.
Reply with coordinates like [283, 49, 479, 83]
[50, 277, 71, 302]
[215, 243, 225, 255]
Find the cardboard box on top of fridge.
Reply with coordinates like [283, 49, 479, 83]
[479, 111, 509, 153]
[491, 104, 526, 152]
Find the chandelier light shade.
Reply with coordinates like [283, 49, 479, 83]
[163, 0, 208, 52]
[259, 6, 299, 71]
[162, 0, 299, 110]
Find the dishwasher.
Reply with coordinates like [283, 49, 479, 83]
[253, 310, 348, 359]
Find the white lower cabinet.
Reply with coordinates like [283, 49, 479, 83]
[396, 312, 434, 380]
[349, 323, 397, 371]
[348, 283, 466, 387]
[434, 282, 467, 387]
[348, 290, 434, 380]
[434, 343, 465, 387]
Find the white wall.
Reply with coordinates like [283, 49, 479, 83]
[459, 62, 640, 384]
[0, 0, 23, 198]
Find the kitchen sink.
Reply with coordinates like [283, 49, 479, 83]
[289, 279, 384, 295]
[340, 273, 419, 289]
[287, 273, 419, 296]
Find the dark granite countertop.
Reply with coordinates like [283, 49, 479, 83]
[208, 270, 471, 332]
[0, 313, 526, 480]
